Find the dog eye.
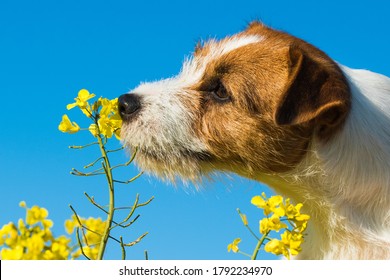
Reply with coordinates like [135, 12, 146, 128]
[211, 83, 230, 102]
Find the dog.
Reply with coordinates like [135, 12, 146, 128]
[118, 22, 390, 259]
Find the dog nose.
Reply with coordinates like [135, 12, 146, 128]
[118, 93, 141, 120]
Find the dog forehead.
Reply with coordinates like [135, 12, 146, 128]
[199, 34, 264, 58]
[176, 34, 264, 88]
[130, 32, 265, 96]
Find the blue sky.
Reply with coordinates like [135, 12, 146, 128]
[0, 0, 389, 260]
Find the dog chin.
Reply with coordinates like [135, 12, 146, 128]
[125, 145, 213, 183]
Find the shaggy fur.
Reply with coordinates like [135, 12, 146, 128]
[119, 22, 390, 259]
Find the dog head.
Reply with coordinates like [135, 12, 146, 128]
[119, 22, 350, 182]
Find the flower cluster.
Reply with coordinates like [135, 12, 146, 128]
[58, 89, 122, 139]
[57, 89, 151, 260]
[0, 202, 107, 260]
[0, 202, 72, 260]
[65, 215, 106, 260]
[228, 193, 310, 260]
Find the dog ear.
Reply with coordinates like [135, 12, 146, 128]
[274, 45, 350, 139]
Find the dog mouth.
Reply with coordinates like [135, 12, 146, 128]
[133, 146, 212, 163]
[124, 144, 214, 181]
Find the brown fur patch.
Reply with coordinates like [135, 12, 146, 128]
[186, 22, 350, 174]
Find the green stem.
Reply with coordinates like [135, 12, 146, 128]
[246, 225, 260, 241]
[251, 232, 269, 260]
[96, 133, 115, 260]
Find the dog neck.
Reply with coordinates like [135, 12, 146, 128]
[253, 65, 390, 259]
[315, 65, 390, 228]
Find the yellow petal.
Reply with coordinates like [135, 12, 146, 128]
[268, 195, 283, 207]
[43, 219, 53, 229]
[78, 89, 95, 101]
[64, 219, 76, 235]
[40, 207, 49, 219]
[89, 123, 98, 137]
[66, 103, 77, 110]
[259, 218, 270, 234]
[251, 195, 266, 208]
[264, 239, 283, 254]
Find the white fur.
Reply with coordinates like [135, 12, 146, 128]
[271, 65, 390, 259]
[121, 78, 207, 180]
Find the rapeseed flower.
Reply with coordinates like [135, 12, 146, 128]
[66, 89, 95, 116]
[59, 91, 122, 140]
[227, 238, 241, 253]
[264, 231, 303, 259]
[0, 201, 97, 260]
[251, 193, 284, 216]
[26, 205, 48, 225]
[58, 114, 80, 134]
[96, 97, 122, 139]
[259, 214, 287, 234]
[264, 239, 287, 258]
[64, 215, 106, 260]
[230, 193, 310, 260]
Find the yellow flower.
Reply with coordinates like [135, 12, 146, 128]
[17, 219, 27, 236]
[259, 214, 288, 234]
[227, 238, 241, 253]
[282, 199, 303, 219]
[64, 217, 77, 235]
[281, 231, 303, 256]
[84, 217, 106, 245]
[19, 201, 26, 208]
[98, 99, 122, 139]
[1, 245, 24, 260]
[26, 205, 48, 225]
[281, 198, 310, 232]
[98, 116, 114, 138]
[80, 246, 100, 260]
[99, 98, 112, 117]
[110, 120, 122, 140]
[293, 213, 310, 233]
[264, 231, 304, 259]
[1, 222, 19, 247]
[49, 236, 71, 260]
[0, 202, 85, 260]
[25, 234, 45, 258]
[110, 98, 119, 110]
[65, 215, 106, 252]
[84, 97, 122, 139]
[66, 89, 95, 111]
[71, 248, 82, 260]
[251, 194, 267, 209]
[58, 114, 80, 134]
[109, 112, 122, 135]
[92, 97, 103, 111]
[251, 193, 284, 216]
[42, 219, 53, 229]
[264, 239, 288, 258]
[41, 219, 54, 242]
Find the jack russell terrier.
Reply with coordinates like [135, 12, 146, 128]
[118, 22, 390, 259]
